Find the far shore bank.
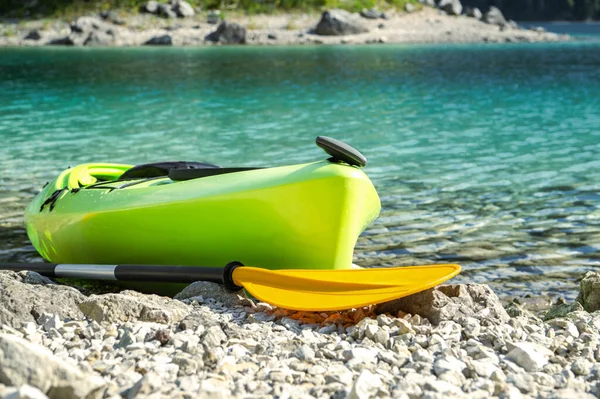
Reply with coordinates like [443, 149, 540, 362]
[0, 6, 571, 48]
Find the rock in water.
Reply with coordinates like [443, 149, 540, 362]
[466, 7, 482, 19]
[0, 271, 85, 328]
[483, 6, 506, 26]
[315, 9, 369, 36]
[0, 334, 105, 399]
[144, 34, 173, 45]
[172, 0, 195, 18]
[205, 22, 246, 44]
[438, 0, 462, 16]
[544, 298, 584, 321]
[374, 284, 510, 325]
[576, 271, 600, 312]
[78, 290, 189, 323]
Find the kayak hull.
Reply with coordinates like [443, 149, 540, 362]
[25, 161, 380, 272]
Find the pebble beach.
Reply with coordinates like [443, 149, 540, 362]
[2, 267, 600, 398]
[0, 5, 569, 47]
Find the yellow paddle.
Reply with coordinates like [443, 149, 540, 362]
[1, 262, 460, 311]
[233, 264, 461, 311]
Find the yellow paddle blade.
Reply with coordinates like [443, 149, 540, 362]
[232, 264, 461, 311]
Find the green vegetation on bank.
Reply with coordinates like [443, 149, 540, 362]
[0, 0, 418, 19]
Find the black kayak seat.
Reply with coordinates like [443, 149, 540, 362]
[119, 161, 262, 182]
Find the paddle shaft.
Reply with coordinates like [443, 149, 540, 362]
[0, 262, 243, 291]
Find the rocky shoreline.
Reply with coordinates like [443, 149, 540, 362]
[1, 268, 600, 398]
[0, 3, 570, 47]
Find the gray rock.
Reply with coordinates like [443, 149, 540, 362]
[207, 10, 221, 24]
[174, 281, 250, 306]
[0, 271, 85, 328]
[419, 0, 436, 6]
[205, 21, 246, 44]
[315, 9, 369, 36]
[576, 271, 600, 312]
[466, 7, 482, 19]
[46, 36, 75, 45]
[116, 329, 135, 348]
[37, 313, 62, 332]
[99, 10, 126, 25]
[359, 8, 383, 19]
[438, 0, 462, 16]
[324, 364, 353, 385]
[349, 370, 381, 399]
[140, 1, 159, 14]
[506, 341, 551, 372]
[544, 298, 584, 321]
[294, 345, 315, 362]
[157, 4, 177, 19]
[145, 34, 173, 45]
[24, 30, 41, 40]
[433, 355, 466, 375]
[375, 284, 510, 326]
[78, 290, 189, 323]
[70, 16, 110, 34]
[470, 359, 499, 378]
[202, 325, 226, 347]
[0, 334, 105, 399]
[483, 6, 506, 26]
[405, 3, 416, 13]
[2, 384, 49, 399]
[127, 373, 161, 398]
[84, 30, 115, 46]
[172, 0, 195, 18]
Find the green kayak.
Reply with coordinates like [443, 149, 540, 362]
[24, 137, 381, 272]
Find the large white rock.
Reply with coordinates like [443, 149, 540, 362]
[79, 290, 190, 324]
[0, 334, 105, 399]
[506, 341, 552, 372]
[172, 0, 195, 17]
[2, 384, 49, 399]
[349, 370, 381, 399]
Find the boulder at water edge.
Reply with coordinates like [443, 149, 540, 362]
[315, 9, 369, 36]
[205, 22, 247, 44]
[576, 271, 600, 312]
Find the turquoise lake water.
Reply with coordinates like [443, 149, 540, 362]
[1, 29, 600, 300]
